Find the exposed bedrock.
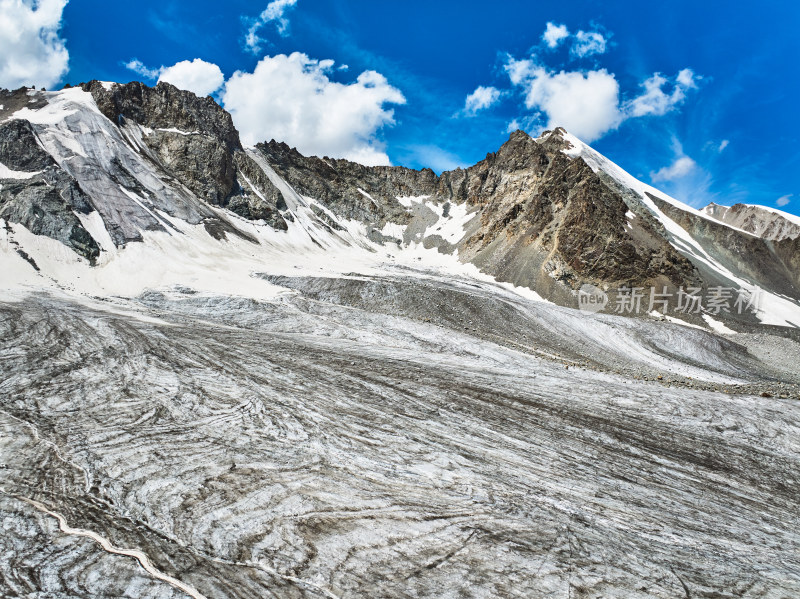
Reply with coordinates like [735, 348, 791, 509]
[0, 119, 99, 260]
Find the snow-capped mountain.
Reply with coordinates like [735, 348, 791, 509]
[702, 201, 800, 241]
[2, 80, 799, 332]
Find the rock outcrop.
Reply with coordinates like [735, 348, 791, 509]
[0, 118, 99, 260]
[703, 202, 800, 241]
[456, 130, 697, 300]
[81, 81, 287, 229]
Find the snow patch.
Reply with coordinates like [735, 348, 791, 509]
[380, 222, 406, 239]
[75, 211, 115, 252]
[428, 202, 475, 244]
[702, 314, 737, 335]
[660, 314, 707, 331]
[10, 87, 89, 125]
[0, 162, 40, 179]
[156, 127, 201, 136]
[396, 195, 429, 209]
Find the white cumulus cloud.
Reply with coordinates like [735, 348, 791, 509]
[0, 0, 69, 89]
[503, 53, 701, 142]
[540, 23, 607, 57]
[542, 22, 569, 49]
[717, 139, 729, 152]
[125, 59, 162, 80]
[505, 57, 622, 142]
[676, 68, 696, 88]
[245, 0, 297, 55]
[125, 58, 224, 97]
[158, 59, 224, 97]
[776, 194, 792, 207]
[571, 30, 607, 57]
[463, 85, 501, 115]
[506, 115, 538, 134]
[625, 69, 697, 117]
[650, 156, 697, 182]
[222, 52, 405, 166]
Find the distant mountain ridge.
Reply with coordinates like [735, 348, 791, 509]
[1, 81, 799, 329]
[702, 202, 800, 241]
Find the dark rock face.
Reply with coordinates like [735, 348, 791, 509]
[0, 118, 99, 261]
[79, 81, 288, 228]
[144, 128, 237, 205]
[227, 151, 287, 230]
[0, 119, 56, 172]
[257, 140, 441, 223]
[82, 81, 240, 207]
[0, 87, 48, 120]
[771, 236, 800, 289]
[457, 130, 697, 296]
[0, 168, 99, 261]
[82, 81, 240, 151]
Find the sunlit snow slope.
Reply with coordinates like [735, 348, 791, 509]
[2, 85, 800, 329]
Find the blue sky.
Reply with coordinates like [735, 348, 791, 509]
[1, 1, 799, 215]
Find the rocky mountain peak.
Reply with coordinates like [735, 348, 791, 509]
[506, 128, 533, 143]
[80, 80, 241, 151]
[702, 201, 800, 242]
[75, 80, 286, 215]
[535, 127, 576, 155]
[2, 81, 799, 327]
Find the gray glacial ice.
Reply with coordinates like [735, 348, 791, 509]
[1, 278, 798, 598]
